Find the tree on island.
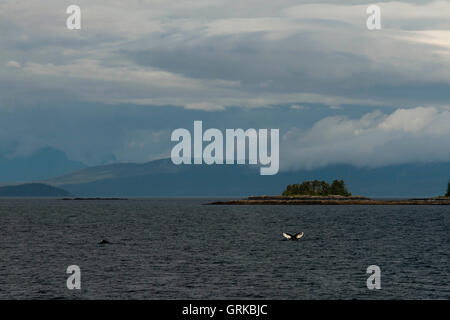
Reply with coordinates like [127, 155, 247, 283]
[282, 179, 351, 196]
[329, 180, 351, 196]
[446, 181, 450, 197]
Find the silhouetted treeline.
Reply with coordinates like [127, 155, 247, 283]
[446, 181, 450, 197]
[282, 180, 351, 196]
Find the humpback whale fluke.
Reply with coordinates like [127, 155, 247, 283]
[282, 232, 304, 240]
[98, 239, 111, 245]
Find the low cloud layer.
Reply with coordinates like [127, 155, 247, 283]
[282, 106, 450, 169]
[1, 104, 449, 170]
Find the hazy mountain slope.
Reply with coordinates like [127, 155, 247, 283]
[46, 159, 450, 198]
[46, 158, 180, 185]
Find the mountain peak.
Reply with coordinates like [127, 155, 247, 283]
[0, 147, 86, 183]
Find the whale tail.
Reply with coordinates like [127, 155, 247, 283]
[295, 232, 304, 239]
[283, 232, 304, 240]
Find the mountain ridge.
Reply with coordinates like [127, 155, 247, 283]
[44, 158, 450, 198]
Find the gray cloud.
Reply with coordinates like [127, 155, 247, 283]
[1, 1, 450, 168]
[1, 0, 450, 109]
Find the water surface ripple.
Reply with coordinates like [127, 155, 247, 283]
[0, 199, 448, 299]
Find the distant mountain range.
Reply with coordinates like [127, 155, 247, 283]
[0, 147, 86, 183]
[43, 158, 450, 198]
[1, 147, 448, 197]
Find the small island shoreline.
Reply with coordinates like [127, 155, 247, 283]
[208, 199, 450, 205]
[208, 196, 450, 205]
[208, 180, 450, 205]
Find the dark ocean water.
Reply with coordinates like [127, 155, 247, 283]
[0, 198, 448, 299]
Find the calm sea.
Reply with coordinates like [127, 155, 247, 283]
[0, 198, 448, 299]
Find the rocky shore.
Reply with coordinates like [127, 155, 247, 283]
[208, 196, 450, 205]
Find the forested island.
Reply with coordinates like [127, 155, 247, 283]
[282, 180, 351, 197]
[209, 179, 450, 205]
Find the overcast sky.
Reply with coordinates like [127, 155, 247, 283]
[1, 0, 450, 169]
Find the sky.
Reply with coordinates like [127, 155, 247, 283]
[1, 0, 450, 170]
